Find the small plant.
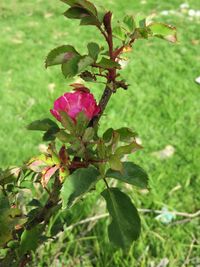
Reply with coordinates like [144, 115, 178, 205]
[0, 0, 176, 265]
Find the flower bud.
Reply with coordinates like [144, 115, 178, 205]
[50, 87, 100, 122]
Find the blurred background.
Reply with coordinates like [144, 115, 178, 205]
[0, 0, 200, 266]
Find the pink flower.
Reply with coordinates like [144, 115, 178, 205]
[50, 85, 100, 122]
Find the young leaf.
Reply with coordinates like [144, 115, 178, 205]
[109, 154, 123, 172]
[45, 45, 79, 68]
[61, 166, 100, 208]
[87, 42, 100, 61]
[123, 15, 136, 32]
[116, 127, 137, 142]
[97, 139, 107, 159]
[59, 167, 70, 182]
[115, 141, 142, 157]
[148, 22, 177, 43]
[103, 128, 114, 143]
[82, 127, 95, 142]
[56, 130, 73, 143]
[41, 165, 59, 187]
[106, 162, 148, 188]
[80, 70, 97, 82]
[78, 55, 94, 72]
[28, 159, 48, 173]
[27, 119, 59, 131]
[61, 55, 81, 78]
[103, 127, 137, 143]
[133, 27, 150, 39]
[75, 111, 89, 136]
[59, 111, 75, 132]
[101, 188, 141, 248]
[113, 26, 126, 41]
[97, 57, 121, 69]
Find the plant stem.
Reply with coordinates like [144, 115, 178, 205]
[103, 177, 110, 189]
[89, 85, 112, 127]
[90, 12, 117, 127]
[26, 174, 62, 230]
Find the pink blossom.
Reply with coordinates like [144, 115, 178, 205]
[50, 86, 100, 122]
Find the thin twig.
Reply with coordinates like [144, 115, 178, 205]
[103, 177, 110, 189]
[65, 209, 200, 231]
[181, 237, 196, 267]
[168, 218, 192, 226]
[139, 209, 200, 218]
[66, 213, 109, 231]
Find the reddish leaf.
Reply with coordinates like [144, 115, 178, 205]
[41, 165, 59, 187]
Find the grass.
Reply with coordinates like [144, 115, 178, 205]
[1, 0, 200, 266]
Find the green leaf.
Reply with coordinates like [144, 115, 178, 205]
[116, 127, 137, 142]
[0, 168, 18, 186]
[78, 0, 97, 16]
[80, 70, 97, 82]
[115, 141, 141, 158]
[148, 22, 177, 43]
[61, 55, 81, 78]
[106, 162, 148, 188]
[27, 199, 42, 207]
[134, 15, 146, 28]
[64, 7, 90, 19]
[109, 154, 123, 172]
[59, 167, 70, 182]
[19, 226, 41, 255]
[97, 57, 121, 69]
[45, 45, 79, 68]
[82, 127, 94, 142]
[75, 111, 89, 136]
[27, 119, 59, 131]
[60, 0, 77, 6]
[87, 42, 100, 61]
[61, 166, 100, 208]
[139, 18, 146, 28]
[103, 128, 114, 143]
[133, 27, 150, 39]
[103, 127, 137, 143]
[0, 191, 26, 247]
[80, 16, 100, 26]
[97, 139, 107, 159]
[101, 188, 141, 248]
[59, 111, 75, 132]
[113, 26, 126, 41]
[123, 15, 136, 32]
[78, 55, 94, 72]
[43, 127, 60, 141]
[61, 0, 97, 16]
[56, 130, 73, 143]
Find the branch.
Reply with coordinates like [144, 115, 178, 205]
[140, 208, 200, 218]
[26, 174, 62, 230]
[89, 84, 112, 127]
[65, 209, 200, 231]
[89, 12, 116, 127]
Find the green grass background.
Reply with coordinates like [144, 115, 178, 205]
[0, 0, 200, 266]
